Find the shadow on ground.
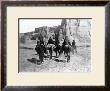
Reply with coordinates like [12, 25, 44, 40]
[27, 58, 42, 65]
[54, 58, 66, 63]
[20, 46, 34, 50]
[27, 56, 66, 66]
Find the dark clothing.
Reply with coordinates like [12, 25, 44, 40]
[35, 44, 44, 62]
[62, 40, 71, 47]
[55, 40, 59, 46]
[72, 40, 75, 46]
[47, 38, 54, 45]
[40, 40, 44, 45]
[35, 45, 44, 54]
[60, 39, 71, 54]
[62, 40, 67, 46]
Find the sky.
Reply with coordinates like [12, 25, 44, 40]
[19, 19, 92, 33]
[19, 19, 62, 33]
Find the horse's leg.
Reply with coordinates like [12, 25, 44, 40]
[46, 48, 49, 58]
[69, 47, 71, 61]
[39, 53, 43, 64]
[51, 49, 53, 59]
[49, 48, 52, 59]
[58, 49, 60, 57]
[64, 50, 67, 59]
[49, 49, 51, 59]
[51, 50, 52, 59]
[66, 52, 68, 60]
[64, 50, 66, 56]
[59, 47, 62, 56]
[54, 47, 57, 57]
[56, 51, 57, 57]
[47, 49, 49, 56]
[72, 47, 74, 54]
[63, 49, 66, 59]
[67, 52, 70, 62]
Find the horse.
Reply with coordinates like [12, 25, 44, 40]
[53, 38, 61, 57]
[35, 40, 48, 64]
[59, 38, 71, 62]
[35, 42, 45, 64]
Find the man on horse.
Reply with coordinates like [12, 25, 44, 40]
[54, 36, 61, 57]
[35, 40, 44, 64]
[61, 36, 71, 62]
[61, 36, 71, 53]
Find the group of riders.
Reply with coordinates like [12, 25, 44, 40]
[35, 35, 77, 64]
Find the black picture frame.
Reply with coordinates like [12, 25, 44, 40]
[1, 1, 110, 91]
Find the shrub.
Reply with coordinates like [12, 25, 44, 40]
[31, 36, 36, 40]
[20, 36, 26, 44]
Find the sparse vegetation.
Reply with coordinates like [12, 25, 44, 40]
[31, 36, 36, 40]
[20, 35, 26, 44]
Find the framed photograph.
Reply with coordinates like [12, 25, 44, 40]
[1, 1, 110, 91]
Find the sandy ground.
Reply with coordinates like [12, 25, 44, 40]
[19, 42, 91, 72]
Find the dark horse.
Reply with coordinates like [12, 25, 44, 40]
[35, 41, 45, 64]
[53, 37, 61, 57]
[60, 37, 71, 62]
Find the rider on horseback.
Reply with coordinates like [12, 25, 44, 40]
[62, 36, 71, 53]
[35, 40, 44, 63]
[60, 36, 71, 62]
[54, 36, 61, 57]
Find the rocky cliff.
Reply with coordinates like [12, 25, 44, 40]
[60, 19, 91, 45]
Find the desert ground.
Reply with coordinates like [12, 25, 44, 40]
[19, 40, 91, 72]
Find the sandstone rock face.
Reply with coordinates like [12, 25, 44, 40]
[60, 19, 91, 46]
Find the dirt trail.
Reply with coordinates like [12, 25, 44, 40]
[19, 48, 91, 72]
[34, 53, 90, 72]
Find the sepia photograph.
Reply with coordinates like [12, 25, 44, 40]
[19, 18, 92, 72]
